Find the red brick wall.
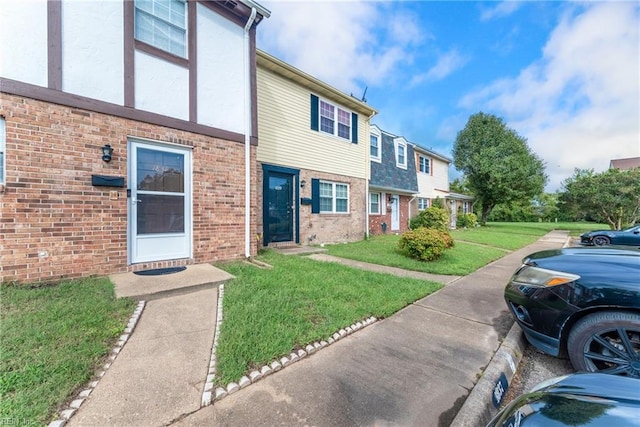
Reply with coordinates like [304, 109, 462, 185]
[0, 94, 256, 283]
[369, 194, 412, 236]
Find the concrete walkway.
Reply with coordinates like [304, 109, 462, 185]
[64, 264, 232, 427]
[173, 231, 569, 427]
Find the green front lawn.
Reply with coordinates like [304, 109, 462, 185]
[324, 234, 507, 275]
[215, 250, 442, 385]
[0, 279, 135, 425]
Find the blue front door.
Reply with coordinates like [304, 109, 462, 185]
[267, 172, 294, 243]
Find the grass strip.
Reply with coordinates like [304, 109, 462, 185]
[214, 251, 442, 385]
[0, 279, 135, 426]
[325, 234, 506, 275]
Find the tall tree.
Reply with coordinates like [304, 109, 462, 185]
[560, 168, 640, 229]
[453, 112, 547, 225]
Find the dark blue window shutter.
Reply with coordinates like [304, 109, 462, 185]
[311, 178, 320, 214]
[351, 113, 358, 143]
[310, 94, 319, 131]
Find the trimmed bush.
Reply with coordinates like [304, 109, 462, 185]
[398, 227, 453, 261]
[409, 207, 449, 231]
[457, 213, 478, 228]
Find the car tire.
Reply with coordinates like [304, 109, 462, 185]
[568, 311, 640, 378]
[592, 236, 611, 246]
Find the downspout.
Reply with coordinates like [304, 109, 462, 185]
[244, 7, 257, 258]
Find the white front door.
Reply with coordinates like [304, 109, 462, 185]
[391, 195, 400, 231]
[129, 140, 192, 264]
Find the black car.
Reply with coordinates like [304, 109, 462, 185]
[488, 373, 640, 426]
[580, 224, 640, 246]
[504, 247, 640, 377]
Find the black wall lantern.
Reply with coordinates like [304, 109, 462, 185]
[300, 179, 306, 188]
[101, 144, 113, 163]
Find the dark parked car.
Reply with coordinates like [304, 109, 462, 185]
[580, 224, 640, 246]
[504, 247, 640, 377]
[487, 373, 640, 426]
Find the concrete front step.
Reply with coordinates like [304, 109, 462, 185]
[111, 263, 234, 300]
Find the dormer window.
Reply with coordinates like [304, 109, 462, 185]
[395, 139, 407, 169]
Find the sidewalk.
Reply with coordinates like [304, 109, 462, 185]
[60, 264, 232, 427]
[174, 230, 569, 427]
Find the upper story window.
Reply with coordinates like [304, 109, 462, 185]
[370, 134, 380, 162]
[419, 155, 431, 174]
[0, 117, 5, 184]
[369, 192, 381, 214]
[135, 0, 187, 58]
[395, 139, 407, 169]
[311, 95, 358, 143]
[320, 181, 349, 213]
[320, 100, 351, 140]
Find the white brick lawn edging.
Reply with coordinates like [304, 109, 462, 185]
[47, 300, 146, 427]
[201, 309, 378, 406]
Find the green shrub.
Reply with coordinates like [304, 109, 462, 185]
[398, 227, 453, 261]
[457, 213, 478, 228]
[409, 207, 449, 231]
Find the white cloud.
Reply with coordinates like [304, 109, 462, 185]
[410, 49, 469, 85]
[257, 1, 425, 95]
[458, 2, 640, 191]
[480, 1, 523, 21]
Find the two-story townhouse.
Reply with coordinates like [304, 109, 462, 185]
[0, 0, 269, 283]
[412, 144, 474, 228]
[256, 50, 377, 247]
[368, 125, 419, 235]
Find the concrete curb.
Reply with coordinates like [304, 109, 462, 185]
[450, 322, 527, 427]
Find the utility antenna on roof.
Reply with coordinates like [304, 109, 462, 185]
[361, 86, 368, 103]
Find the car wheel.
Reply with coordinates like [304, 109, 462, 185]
[592, 236, 611, 246]
[568, 311, 640, 378]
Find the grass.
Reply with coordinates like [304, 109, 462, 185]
[0, 279, 135, 426]
[214, 250, 443, 385]
[325, 234, 507, 275]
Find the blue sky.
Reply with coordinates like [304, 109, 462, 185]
[256, 1, 640, 192]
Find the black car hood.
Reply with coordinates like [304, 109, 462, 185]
[489, 374, 640, 427]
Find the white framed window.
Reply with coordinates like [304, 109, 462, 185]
[320, 181, 349, 213]
[319, 99, 351, 141]
[463, 202, 470, 214]
[135, 0, 187, 58]
[419, 155, 430, 174]
[370, 133, 380, 162]
[0, 117, 5, 184]
[418, 198, 429, 210]
[395, 139, 407, 169]
[369, 192, 381, 214]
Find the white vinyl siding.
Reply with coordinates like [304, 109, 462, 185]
[320, 181, 349, 213]
[256, 66, 368, 179]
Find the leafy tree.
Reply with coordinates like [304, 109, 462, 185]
[453, 112, 547, 225]
[559, 168, 640, 229]
[449, 177, 471, 194]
